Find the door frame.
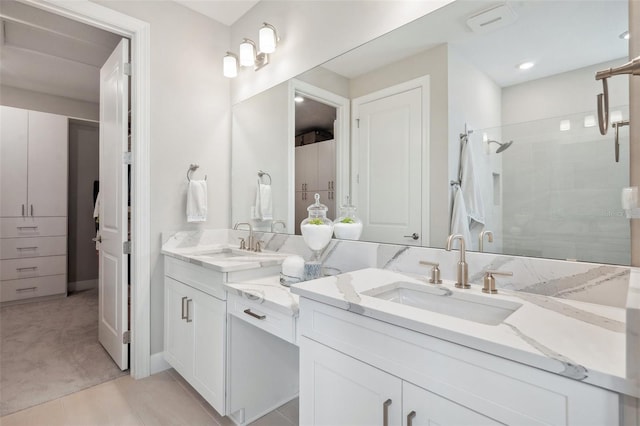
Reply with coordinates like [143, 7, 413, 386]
[25, 0, 151, 379]
[288, 79, 350, 231]
[351, 76, 430, 246]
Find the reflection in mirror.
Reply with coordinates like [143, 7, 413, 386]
[231, 0, 631, 265]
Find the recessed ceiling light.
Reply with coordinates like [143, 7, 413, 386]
[517, 61, 535, 70]
[619, 30, 630, 40]
[294, 96, 304, 103]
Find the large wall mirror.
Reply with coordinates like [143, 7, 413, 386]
[231, 0, 631, 266]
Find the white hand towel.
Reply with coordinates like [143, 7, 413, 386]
[451, 186, 472, 247]
[460, 139, 485, 225]
[187, 180, 208, 222]
[255, 180, 273, 221]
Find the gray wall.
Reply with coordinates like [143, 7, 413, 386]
[68, 120, 99, 286]
[0, 85, 98, 121]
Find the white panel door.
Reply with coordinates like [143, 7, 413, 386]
[402, 381, 503, 426]
[27, 111, 68, 217]
[300, 336, 402, 426]
[98, 38, 130, 370]
[0, 106, 28, 217]
[354, 86, 423, 246]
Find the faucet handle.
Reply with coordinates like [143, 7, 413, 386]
[255, 241, 264, 253]
[482, 270, 513, 294]
[238, 237, 246, 250]
[419, 261, 442, 284]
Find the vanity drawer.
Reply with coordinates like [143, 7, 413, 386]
[227, 293, 296, 344]
[0, 217, 67, 238]
[0, 255, 67, 281]
[0, 237, 67, 260]
[164, 256, 226, 300]
[1, 274, 67, 302]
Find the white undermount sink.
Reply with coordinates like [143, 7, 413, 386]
[362, 281, 522, 326]
[192, 247, 286, 261]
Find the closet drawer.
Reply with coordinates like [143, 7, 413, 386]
[0, 255, 67, 281]
[0, 236, 67, 260]
[1, 274, 66, 302]
[227, 293, 296, 344]
[0, 217, 67, 238]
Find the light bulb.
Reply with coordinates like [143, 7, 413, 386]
[239, 39, 256, 67]
[223, 53, 237, 78]
[259, 23, 277, 54]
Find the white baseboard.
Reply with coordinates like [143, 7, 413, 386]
[150, 352, 171, 375]
[68, 279, 98, 292]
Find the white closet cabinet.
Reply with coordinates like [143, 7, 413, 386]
[0, 106, 68, 303]
[294, 140, 336, 233]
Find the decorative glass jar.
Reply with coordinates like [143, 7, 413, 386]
[333, 200, 363, 240]
[300, 193, 334, 279]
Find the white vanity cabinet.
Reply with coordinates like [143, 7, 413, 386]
[164, 256, 228, 415]
[298, 298, 620, 426]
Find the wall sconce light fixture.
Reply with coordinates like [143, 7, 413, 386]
[224, 22, 279, 78]
[223, 52, 238, 78]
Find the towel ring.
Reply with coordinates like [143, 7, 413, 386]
[187, 164, 207, 182]
[258, 170, 272, 185]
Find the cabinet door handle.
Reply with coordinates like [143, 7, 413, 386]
[186, 299, 193, 323]
[407, 410, 416, 426]
[383, 399, 392, 426]
[243, 308, 266, 320]
[16, 266, 38, 271]
[16, 287, 37, 292]
[181, 296, 188, 320]
[17, 246, 38, 250]
[17, 226, 38, 230]
[30, 204, 33, 216]
[21, 204, 25, 216]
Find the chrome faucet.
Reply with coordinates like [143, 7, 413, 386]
[479, 230, 493, 253]
[233, 222, 254, 251]
[446, 234, 469, 289]
[271, 220, 286, 233]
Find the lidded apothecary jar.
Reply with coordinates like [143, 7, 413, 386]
[300, 193, 334, 279]
[333, 198, 363, 240]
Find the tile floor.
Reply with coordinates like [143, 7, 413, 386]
[0, 369, 299, 426]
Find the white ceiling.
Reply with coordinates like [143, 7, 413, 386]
[323, 0, 629, 88]
[0, 1, 122, 103]
[173, 0, 259, 26]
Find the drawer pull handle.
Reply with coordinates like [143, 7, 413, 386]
[181, 296, 188, 320]
[17, 226, 38, 230]
[17, 246, 38, 250]
[22, 204, 25, 216]
[16, 266, 38, 271]
[16, 287, 37, 292]
[383, 399, 392, 426]
[243, 309, 266, 320]
[407, 410, 416, 426]
[186, 299, 193, 323]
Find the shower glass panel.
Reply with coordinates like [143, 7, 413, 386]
[477, 106, 630, 265]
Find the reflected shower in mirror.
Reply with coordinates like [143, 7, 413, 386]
[231, 0, 631, 265]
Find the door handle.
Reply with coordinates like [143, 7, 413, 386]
[383, 399, 392, 426]
[181, 296, 188, 320]
[404, 233, 419, 240]
[407, 411, 416, 426]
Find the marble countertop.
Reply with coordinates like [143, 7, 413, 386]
[224, 275, 300, 317]
[291, 267, 640, 398]
[161, 243, 288, 273]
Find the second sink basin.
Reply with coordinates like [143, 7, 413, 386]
[362, 281, 522, 325]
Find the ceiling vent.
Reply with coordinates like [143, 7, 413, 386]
[466, 3, 518, 34]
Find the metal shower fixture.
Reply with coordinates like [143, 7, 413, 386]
[487, 139, 513, 153]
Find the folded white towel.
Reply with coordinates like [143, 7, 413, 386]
[461, 139, 485, 225]
[187, 180, 207, 222]
[451, 186, 471, 247]
[255, 180, 273, 221]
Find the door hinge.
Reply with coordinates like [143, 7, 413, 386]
[123, 152, 132, 165]
[123, 241, 131, 254]
[123, 330, 131, 344]
[124, 63, 132, 76]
